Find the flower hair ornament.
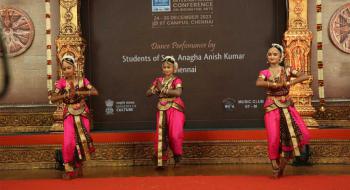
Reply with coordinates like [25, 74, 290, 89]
[271, 43, 285, 63]
[162, 55, 178, 72]
[61, 54, 77, 68]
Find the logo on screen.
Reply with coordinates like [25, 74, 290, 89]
[152, 0, 171, 12]
[105, 99, 114, 115]
[222, 98, 236, 112]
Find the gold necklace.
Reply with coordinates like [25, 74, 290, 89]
[162, 76, 174, 85]
[161, 76, 174, 91]
[269, 66, 281, 81]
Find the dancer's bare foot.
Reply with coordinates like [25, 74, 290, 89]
[271, 160, 280, 179]
[62, 171, 77, 180]
[278, 158, 288, 177]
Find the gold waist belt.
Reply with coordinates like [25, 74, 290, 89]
[267, 95, 290, 101]
[265, 98, 292, 113]
[67, 104, 86, 116]
[157, 101, 184, 112]
[158, 97, 176, 102]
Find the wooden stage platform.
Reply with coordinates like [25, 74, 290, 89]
[1, 129, 350, 170]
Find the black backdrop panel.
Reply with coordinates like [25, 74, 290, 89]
[81, 0, 287, 131]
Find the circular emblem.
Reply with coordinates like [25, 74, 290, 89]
[0, 7, 35, 57]
[329, 3, 350, 54]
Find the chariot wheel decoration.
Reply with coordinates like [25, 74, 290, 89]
[329, 3, 350, 54]
[0, 7, 35, 57]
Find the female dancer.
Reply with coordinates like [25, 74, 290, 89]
[146, 56, 185, 168]
[51, 54, 98, 179]
[256, 44, 310, 178]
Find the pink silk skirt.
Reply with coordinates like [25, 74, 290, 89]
[154, 107, 185, 159]
[62, 114, 91, 164]
[264, 105, 310, 160]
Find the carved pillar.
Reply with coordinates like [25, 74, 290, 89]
[284, 0, 318, 127]
[51, 0, 86, 131]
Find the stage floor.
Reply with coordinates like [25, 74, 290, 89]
[2, 129, 350, 145]
[1, 164, 350, 180]
[1, 129, 350, 170]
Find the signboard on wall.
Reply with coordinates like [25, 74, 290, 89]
[83, 0, 286, 131]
